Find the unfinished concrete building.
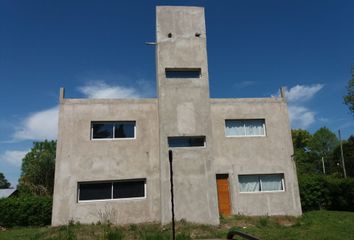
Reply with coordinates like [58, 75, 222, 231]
[52, 6, 302, 226]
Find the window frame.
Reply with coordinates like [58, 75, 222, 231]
[77, 179, 147, 203]
[165, 68, 202, 79]
[225, 119, 266, 138]
[91, 121, 136, 141]
[167, 136, 207, 148]
[238, 174, 285, 193]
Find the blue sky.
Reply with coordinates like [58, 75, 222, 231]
[0, 0, 353, 187]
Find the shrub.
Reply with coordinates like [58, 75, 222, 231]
[299, 175, 354, 212]
[0, 196, 52, 227]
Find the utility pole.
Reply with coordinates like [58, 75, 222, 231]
[338, 130, 347, 178]
[321, 156, 326, 174]
[168, 150, 176, 240]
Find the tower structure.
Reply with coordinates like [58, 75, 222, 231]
[156, 6, 219, 224]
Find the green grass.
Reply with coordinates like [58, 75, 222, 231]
[0, 211, 353, 240]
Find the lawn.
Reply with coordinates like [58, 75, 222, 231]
[0, 210, 353, 240]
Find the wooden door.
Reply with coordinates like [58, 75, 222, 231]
[216, 174, 231, 216]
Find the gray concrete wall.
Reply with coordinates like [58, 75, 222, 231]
[210, 98, 302, 216]
[52, 99, 160, 225]
[52, 6, 302, 226]
[156, 6, 219, 225]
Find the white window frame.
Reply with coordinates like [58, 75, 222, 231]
[77, 179, 147, 203]
[225, 119, 266, 138]
[91, 121, 136, 141]
[238, 174, 285, 193]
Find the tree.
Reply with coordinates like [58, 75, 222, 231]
[308, 127, 339, 175]
[0, 172, 11, 189]
[291, 129, 319, 175]
[332, 135, 354, 177]
[309, 127, 339, 158]
[18, 140, 56, 196]
[292, 129, 312, 150]
[343, 71, 354, 115]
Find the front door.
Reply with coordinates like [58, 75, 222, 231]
[216, 174, 231, 216]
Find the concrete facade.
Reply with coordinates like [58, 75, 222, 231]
[52, 6, 302, 226]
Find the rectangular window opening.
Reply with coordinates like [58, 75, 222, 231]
[168, 136, 206, 148]
[238, 174, 284, 193]
[92, 121, 136, 140]
[165, 68, 201, 78]
[225, 119, 266, 137]
[78, 179, 146, 202]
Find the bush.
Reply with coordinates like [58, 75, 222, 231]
[0, 196, 52, 227]
[299, 175, 354, 212]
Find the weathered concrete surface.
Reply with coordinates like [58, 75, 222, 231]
[52, 99, 160, 225]
[210, 98, 302, 216]
[52, 6, 302, 226]
[156, 6, 219, 225]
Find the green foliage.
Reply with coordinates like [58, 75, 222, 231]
[0, 196, 52, 227]
[2, 211, 354, 240]
[18, 140, 56, 196]
[308, 127, 339, 158]
[332, 135, 354, 177]
[104, 227, 124, 240]
[299, 175, 354, 212]
[343, 73, 354, 115]
[292, 129, 312, 150]
[256, 217, 269, 227]
[0, 172, 11, 188]
[291, 127, 344, 176]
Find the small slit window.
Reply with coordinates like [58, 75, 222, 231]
[78, 179, 146, 202]
[92, 121, 136, 140]
[168, 136, 206, 148]
[165, 68, 201, 78]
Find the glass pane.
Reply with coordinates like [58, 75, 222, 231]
[79, 182, 112, 201]
[114, 122, 135, 138]
[113, 181, 145, 199]
[165, 68, 201, 78]
[238, 175, 260, 192]
[92, 123, 114, 139]
[261, 174, 283, 191]
[168, 136, 205, 147]
[244, 120, 265, 136]
[225, 120, 245, 136]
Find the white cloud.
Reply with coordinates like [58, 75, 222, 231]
[288, 106, 315, 129]
[285, 84, 323, 103]
[0, 150, 28, 167]
[13, 106, 58, 141]
[78, 81, 144, 99]
[274, 84, 323, 129]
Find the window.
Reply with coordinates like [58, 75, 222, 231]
[225, 119, 265, 137]
[91, 121, 135, 140]
[238, 174, 284, 192]
[78, 179, 146, 202]
[168, 136, 206, 148]
[165, 68, 201, 78]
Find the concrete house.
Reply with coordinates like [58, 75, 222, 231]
[52, 6, 302, 226]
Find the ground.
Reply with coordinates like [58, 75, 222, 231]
[0, 211, 353, 240]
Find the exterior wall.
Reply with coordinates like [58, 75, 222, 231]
[52, 99, 160, 225]
[156, 6, 219, 225]
[52, 6, 302, 226]
[210, 98, 302, 216]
